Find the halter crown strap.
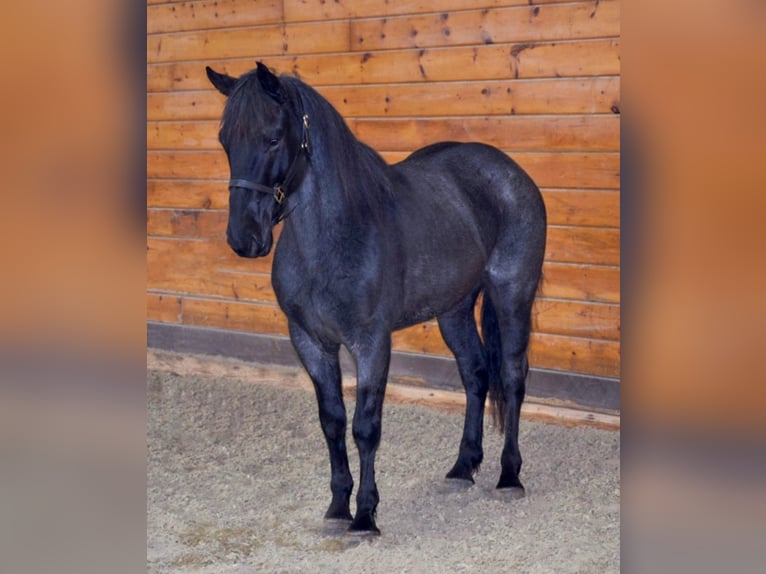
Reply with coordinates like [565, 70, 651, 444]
[228, 91, 312, 204]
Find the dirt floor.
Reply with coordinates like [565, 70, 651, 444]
[147, 361, 620, 573]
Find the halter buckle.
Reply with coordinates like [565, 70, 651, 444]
[273, 185, 285, 204]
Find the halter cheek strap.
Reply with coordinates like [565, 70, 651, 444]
[228, 112, 312, 204]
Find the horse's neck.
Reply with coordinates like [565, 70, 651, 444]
[280, 171, 353, 262]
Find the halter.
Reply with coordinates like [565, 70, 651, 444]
[228, 102, 312, 205]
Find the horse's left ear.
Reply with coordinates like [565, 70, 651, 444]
[206, 66, 237, 96]
[256, 61, 286, 104]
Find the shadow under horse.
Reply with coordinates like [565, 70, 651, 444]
[206, 62, 547, 535]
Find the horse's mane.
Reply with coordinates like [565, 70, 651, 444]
[222, 70, 394, 222]
[282, 76, 394, 221]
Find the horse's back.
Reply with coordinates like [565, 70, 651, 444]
[393, 141, 545, 233]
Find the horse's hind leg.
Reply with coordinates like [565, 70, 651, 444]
[288, 322, 353, 521]
[437, 286, 488, 483]
[484, 268, 540, 492]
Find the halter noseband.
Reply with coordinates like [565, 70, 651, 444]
[228, 108, 312, 205]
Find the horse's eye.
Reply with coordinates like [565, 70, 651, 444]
[269, 138, 280, 148]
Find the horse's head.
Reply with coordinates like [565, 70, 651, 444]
[206, 62, 308, 258]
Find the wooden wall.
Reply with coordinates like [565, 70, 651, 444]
[147, 0, 620, 384]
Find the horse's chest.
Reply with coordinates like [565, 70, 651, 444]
[273, 261, 349, 333]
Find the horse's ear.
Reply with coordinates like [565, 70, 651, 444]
[206, 66, 237, 96]
[256, 61, 286, 104]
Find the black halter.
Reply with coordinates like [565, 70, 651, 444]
[228, 103, 312, 204]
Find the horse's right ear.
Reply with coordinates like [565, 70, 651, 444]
[206, 66, 237, 96]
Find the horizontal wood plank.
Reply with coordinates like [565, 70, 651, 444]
[147, 150, 619, 189]
[147, 121, 219, 150]
[147, 77, 621, 121]
[148, 252, 278, 304]
[148, 20, 352, 64]
[147, 235, 275, 276]
[529, 331, 620, 378]
[147, 179, 228, 210]
[282, 0, 568, 23]
[147, 89, 227, 121]
[147, 208, 227, 237]
[147, 1, 617, 37]
[533, 299, 620, 340]
[147, 151, 228, 179]
[147, 39, 620, 91]
[147, 115, 619, 153]
[146, 292, 182, 324]
[350, 115, 619, 153]
[181, 297, 288, 334]
[323, 77, 621, 118]
[546, 226, 620, 266]
[350, 2, 620, 52]
[541, 189, 619, 228]
[540, 262, 619, 304]
[148, 0, 283, 35]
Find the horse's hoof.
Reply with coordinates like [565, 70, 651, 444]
[494, 473, 526, 499]
[348, 514, 380, 536]
[445, 465, 477, 483]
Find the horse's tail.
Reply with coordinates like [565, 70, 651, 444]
[482, 293, 506, 431]
[482, 269, 543, 432]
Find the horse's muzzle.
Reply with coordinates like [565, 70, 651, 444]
[227, 231, 273, 258]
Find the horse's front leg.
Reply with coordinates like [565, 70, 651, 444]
[348, 332, 391, 535]
[289, 322, 354, 522]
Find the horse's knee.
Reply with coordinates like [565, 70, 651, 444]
[352, 415, 381, 447]
[318, 402, 345, 437]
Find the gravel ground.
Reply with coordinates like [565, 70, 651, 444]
[147, 368, 619, 573]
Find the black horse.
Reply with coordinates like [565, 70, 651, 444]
[206, 62, 547, 535]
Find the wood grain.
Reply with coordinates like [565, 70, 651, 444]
[541, 189, 619, 228]
[148, 116, 619, 153]
[146, 292, 182, 324]
[540, 262, 620, 304]
[351, 115, 619, 153]
[147, 20, 352, 64]
[350, 2, 620, 52]
[545, 226, 620, 266]
[147, 150, 619, 190]
[147, 77, 620, 120]
[148, 0, 283, 35]
[281, 0, 569, 23]
[147, 39, 620, 91]
[147, 179, 228, 210]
